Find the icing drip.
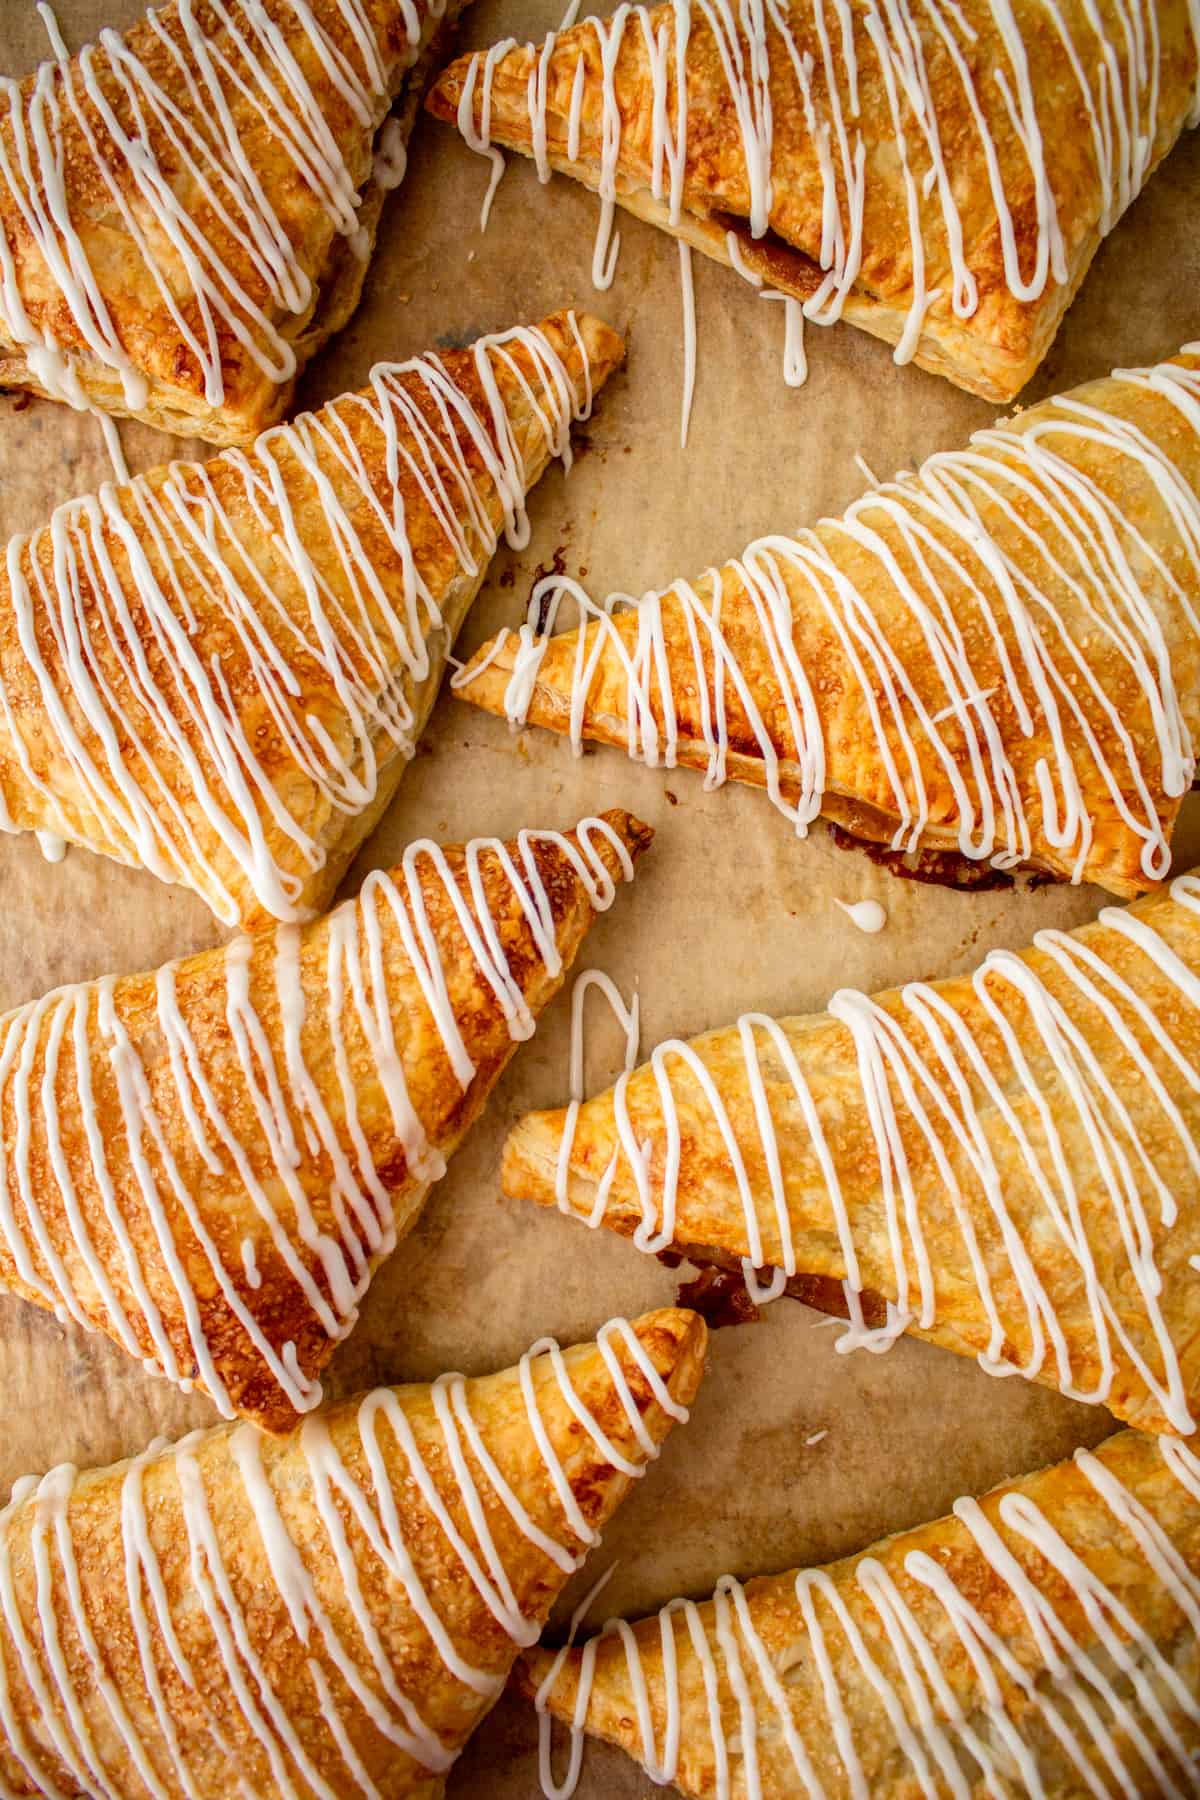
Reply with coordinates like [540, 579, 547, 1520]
[551, 873, 1200, 1431]
[465, 350, 1200, 885]
[372, 116, 408, 189]
[0, 815, 636, 1417]
[1, 0, 441, 408]
[34, 830, 65, 864]
[725, 217, 809, 392]
[759, 289, 808, 387]
[835, 897, 886, 933]
[1, 315, 600, 924]
[677, 240, 697, 448]
[534, 1435, 1200, 1800]
[0, 1321, 687, 1796]
[452, 1, 1200, 390]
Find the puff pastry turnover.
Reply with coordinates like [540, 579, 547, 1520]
[429, 1, 1200, 402]
[0, 308, 623, 929]
[520, 1427, 1200, 1800]
[457, 348, 1200, 898]
[0, 1305, 706, 1799]
[504, 869, 1200, 1438]
[0, 807, 650, 1432]
[0, 0, 471, 444]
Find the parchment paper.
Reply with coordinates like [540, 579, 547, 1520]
[1, 3, 1198, 1791]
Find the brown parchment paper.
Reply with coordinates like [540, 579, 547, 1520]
[0, 3, 1198, 1792]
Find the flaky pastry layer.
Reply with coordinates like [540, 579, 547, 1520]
[505, 873, 1200, 1437]
[0, 1308, 706, 1798]
[0, 808, 652, 1430]
[520, 1428, 1200, 1798]
[0, 308, 624, 928]
[0, 0, 469, 442]
[457, 351, 1200, 898]
[429, 1, 1200, 400]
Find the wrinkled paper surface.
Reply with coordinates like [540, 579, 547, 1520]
[1, 3, 1199, 1791]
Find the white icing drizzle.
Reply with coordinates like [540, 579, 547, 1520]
[466, 349, 1200, 885]
[555, 966, 640, 1220]
[724, 228, 762, 288]
[95, 412, 129, 485]
[35, 4, 70, 63]
[0, 1319, 686, 1796]
[24, 0, 137, 508]
[1, 0, 440, 410]
[535, 1435, 1200, 1800]
[677, 240, 697, 448]
[450, 2, 1200, 394]
[549, 872, 1200, 1431]
[835, 897, 886, 933]
[1, 315, 601, 925]
[240, 1236, 262, 1291]
[15, 9, 140, 499]
[0, 814, 636, 1418]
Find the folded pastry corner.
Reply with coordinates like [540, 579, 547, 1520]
[0, 1306, 706, 1798]
[458, 348, 1200, 899]
[427, 3, 1200, 402]
[0, 0, 478, 443]
[0, 306, 624, 929]
[0, 807, 650, 1432]
[516, 1427, 1200, 1799]
[503, 870, 1200, 1439]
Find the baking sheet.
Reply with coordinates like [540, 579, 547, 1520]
[1, 1, 1198, 1791]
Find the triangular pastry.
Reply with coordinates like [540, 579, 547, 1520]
[0, 0, 474, 444]
[456, 347, 1200, 899]
[0, 807, 651, 1432]
[0, 308, 623, 929]
[503, 869, 1200, 1438]
[429, 4, 1200, 403]
[0, 1306, 706, 1798]
[520, 1427, 1200, 1800]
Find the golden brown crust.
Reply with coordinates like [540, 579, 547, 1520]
[0, 808, 652, 1432]
[428, 3, 1199, 401]
[458, 353, 1200, 899]
[0, 0, 463, 443]
[0, 308, 625, 930]
[0, 1307, 706, 1799]
[517, 1428, 1200, 1799]
[503, 877, 1200, 1437]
